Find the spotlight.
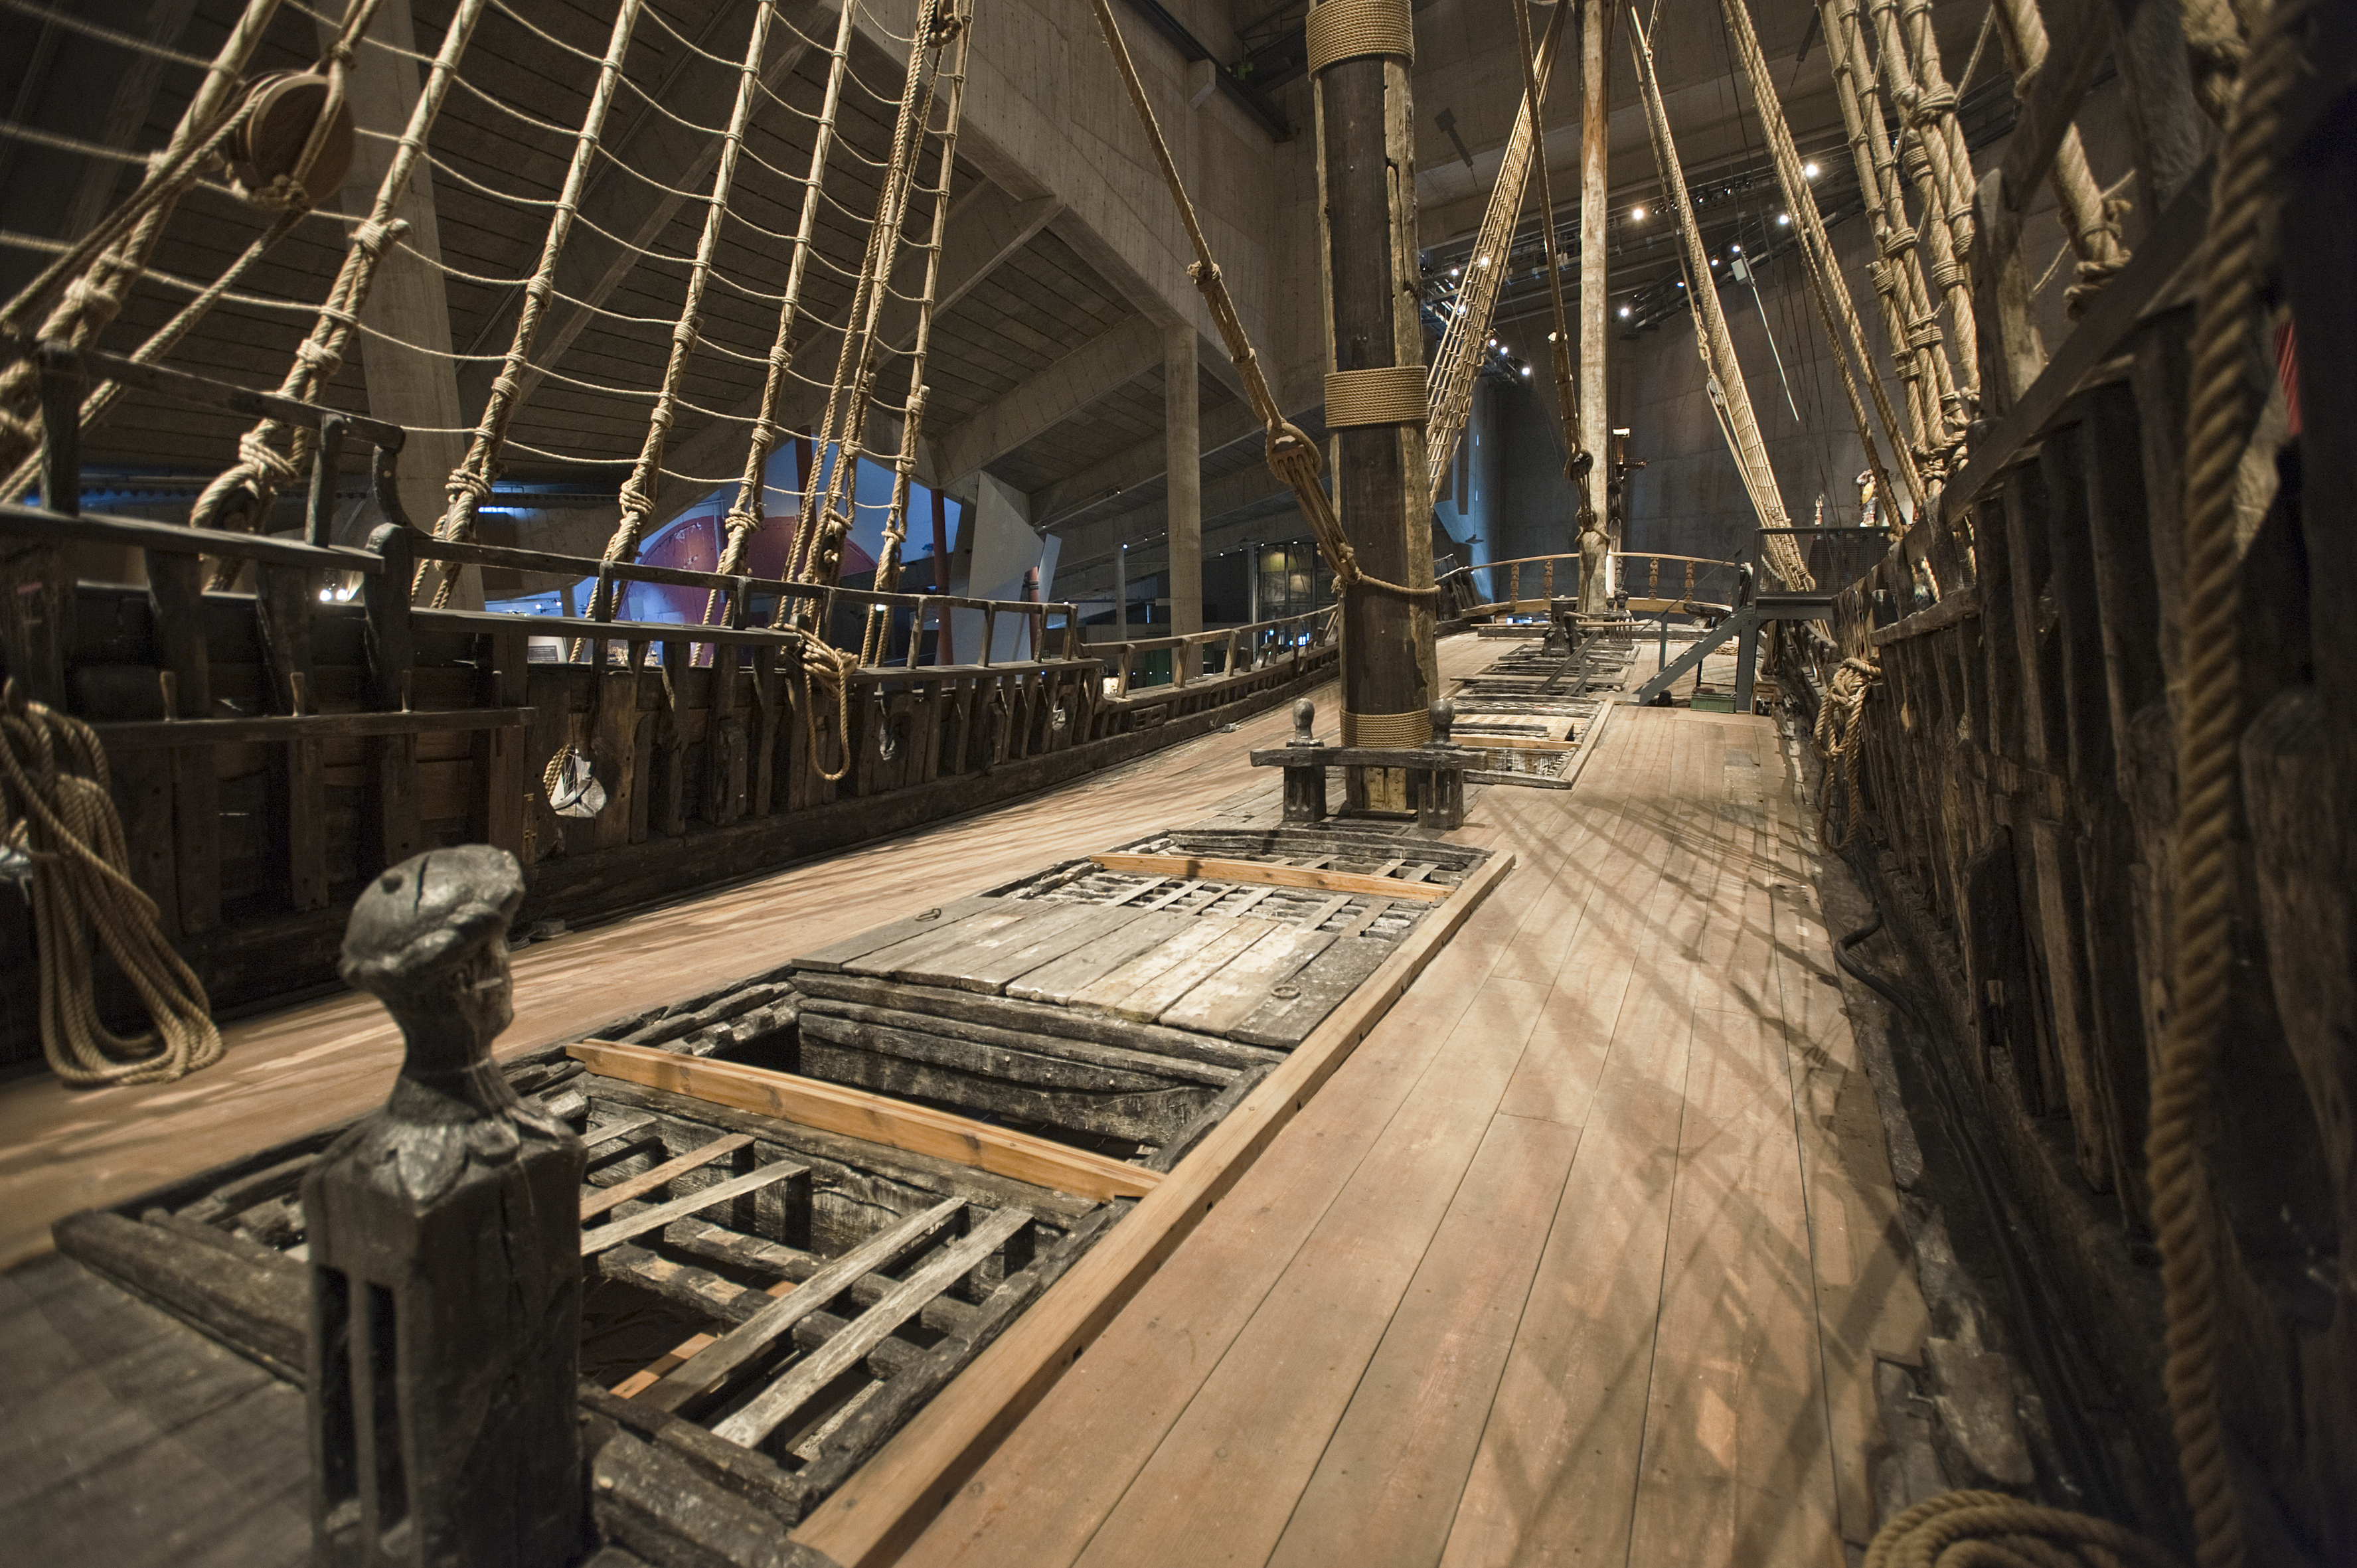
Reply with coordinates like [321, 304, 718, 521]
[1777, 212, 1791, 225]
[1618, 305, 1631, 318]
[1709, 257, 1718, 267]
[1451, 266, 1461, 277]
[1803, 161, 1819, 179]
[1519, 365, 1532, 377]
[1631, 204, 1647, 220]
[1730, 243, 1742, 253]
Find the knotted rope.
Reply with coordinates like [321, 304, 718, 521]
[1813, 653, 1878, 846]
[799, 640, 858, 783]
[1720, 0, 1917, 520]
[0, 0, 282, 476]
[595, 0, 779, 594]
[189, 0, 487, 568]
[1084, 0, 1434, 601]
[0, 684, 220, 1088]
[424, 0, 651, 599]
[1631, 9, 1813, 591]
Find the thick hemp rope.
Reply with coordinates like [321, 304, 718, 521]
[1813, 653, 1878, 848]
[187, 0, 487, 563]
[0, 685, 221, 1087]
[2143, 0, 2306, 1561]
[1850, 9, 2304, 1561]
[0, 0, 282, 474]
[1083, 0, 1434, 601]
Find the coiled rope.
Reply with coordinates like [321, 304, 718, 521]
[0, 684, 220, 1088]
[1865, 1492, 2186, 1568]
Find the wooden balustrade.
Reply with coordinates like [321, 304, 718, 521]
[0, 501, 1334, 1062]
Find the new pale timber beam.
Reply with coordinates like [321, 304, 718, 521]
[1088, 853, 1455, 902]
[930, 314, 1165, 482]
[568, 1038, 1161, 1201]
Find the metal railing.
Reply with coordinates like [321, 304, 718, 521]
[1103, 605, 1339, 698]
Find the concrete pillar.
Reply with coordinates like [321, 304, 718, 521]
[1115, 543, 1129, 640]
[1311, 0, 1434, 807]
[324, 0, 480, 607]
[1580, 0, 1614, 593]
[1163, 321, 1202, 639]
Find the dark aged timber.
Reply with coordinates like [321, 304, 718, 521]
[1, 0, 2354, 1565]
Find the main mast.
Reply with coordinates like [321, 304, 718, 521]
[1307, 0, 1437, 803]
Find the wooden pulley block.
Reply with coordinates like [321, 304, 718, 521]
[227, 70, 355, 206]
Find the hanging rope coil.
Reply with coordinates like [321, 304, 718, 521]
[1864, 1492, 2185, 1568]
[0, 684, 221, 1088]
[799, 641, 858, 782]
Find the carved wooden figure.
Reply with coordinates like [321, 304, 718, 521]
[303, 846, 586, 1568]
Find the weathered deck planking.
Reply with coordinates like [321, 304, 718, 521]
[891, 706, 1906, 1568]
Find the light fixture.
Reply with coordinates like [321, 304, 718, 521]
[1618, 304, 1631, 318]
[1803, 161, 1819, 179]
[1631, 205, 1646, 220]
[1451, 266, 1461, 277]
[1777, 211, 1791, 225]
[1676, 280, 1686, 288]
[1709, 257, 1718, 267]
[1730, 242, 1742, 253]
[1519, 365, 1532, 377]
[1477, 254, 1491, 267]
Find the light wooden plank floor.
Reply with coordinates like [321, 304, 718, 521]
[0, 641, 1495, 1270]
[898, 705, 1927, 1568]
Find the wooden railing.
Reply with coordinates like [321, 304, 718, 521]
[0, 341, 1339, 1058]
[1099, 606, 1339, 699]
[1434, 550, 1743, 618]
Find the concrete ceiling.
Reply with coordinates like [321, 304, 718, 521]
[0, 0, 2005, 567]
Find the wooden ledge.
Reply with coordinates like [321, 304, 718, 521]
[1087, 851, 1455, 902]
[1866, 585, 1981, 649]
[566, 1040, 1161, 1202]
[787, 846, 1516, 1568]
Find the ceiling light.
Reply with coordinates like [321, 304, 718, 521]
[1730, 243, 1742, 253]
[1803, 161, 1820, 179]
[1520, 365, 1532, 377]
[1618, 304, 1631, 318]
[1777, 212, 1791, 225]
[1451, 266, 1460, 277]
[1631, 205, 1646, 220]
[1709, 257, 1718, 267]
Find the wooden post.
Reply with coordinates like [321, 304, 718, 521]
[1165, 322, 1202, 639]
[1311, 0, 1434, 810]
[1580, 0, 1613, 582]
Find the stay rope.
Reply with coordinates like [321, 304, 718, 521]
[1082, 0, 1433, 600]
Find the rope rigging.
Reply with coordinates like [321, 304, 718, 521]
[1629, 5, 1812, 592]
[1425, 0, 1569, 512]
[0, 683, 222, 1087]
[1505, 0, 1587, 509]
[1081, 0, 1433, 601]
